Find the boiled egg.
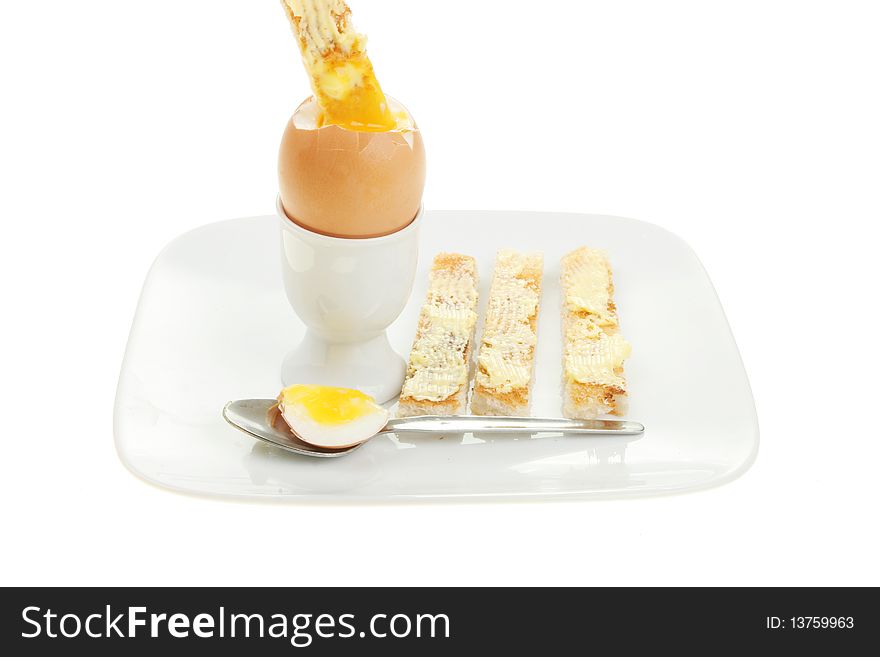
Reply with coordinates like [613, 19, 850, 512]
[275, 384, 389, 449]
[278, 96, 426, 238]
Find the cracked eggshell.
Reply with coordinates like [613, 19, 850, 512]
[278, 96, 426, 238]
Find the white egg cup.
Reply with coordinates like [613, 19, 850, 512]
[277, 197, 421, 403]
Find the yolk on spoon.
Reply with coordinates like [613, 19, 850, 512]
[279, 384, 379, 425]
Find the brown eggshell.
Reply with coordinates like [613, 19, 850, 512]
[278, 99, 426, 238]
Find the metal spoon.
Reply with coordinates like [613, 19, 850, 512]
[223, 399, 645, 458]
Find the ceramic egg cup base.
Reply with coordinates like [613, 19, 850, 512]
[281, 331, 406, 403]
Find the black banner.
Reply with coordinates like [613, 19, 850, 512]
[1, 587, 874, 654]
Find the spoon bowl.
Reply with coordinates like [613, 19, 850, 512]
[223, 399, 360, 458]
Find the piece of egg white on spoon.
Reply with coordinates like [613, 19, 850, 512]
[271, 384, 389, 449]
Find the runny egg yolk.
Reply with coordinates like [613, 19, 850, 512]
[279, 384, 379, 425]
[313, 57, 398, 132]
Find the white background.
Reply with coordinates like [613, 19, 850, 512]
[2, 1, 878, 586]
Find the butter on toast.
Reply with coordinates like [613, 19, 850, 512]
[471, 250, 544, 416]
[561, 247, 631, 418]
[398, 254, 479, 416]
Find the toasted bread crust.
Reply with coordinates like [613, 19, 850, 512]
[471, 384, 530, 416]
[432, 252, 475, 272]
[563, 380, 627, 418]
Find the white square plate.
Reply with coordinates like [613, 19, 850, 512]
[114, 211, 758, 501]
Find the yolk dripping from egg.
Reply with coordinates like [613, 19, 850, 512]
[279, 384, 379, 425]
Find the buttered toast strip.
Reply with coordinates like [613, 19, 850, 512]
[471, 250, 544, 416]
[398, 254, 479, 417]
[280, 0, 396, 130]
[561, 247, 632, 418]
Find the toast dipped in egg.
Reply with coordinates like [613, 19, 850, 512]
[280, 0, 395, 131]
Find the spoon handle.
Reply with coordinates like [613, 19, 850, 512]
[384, 415, 644, 435]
